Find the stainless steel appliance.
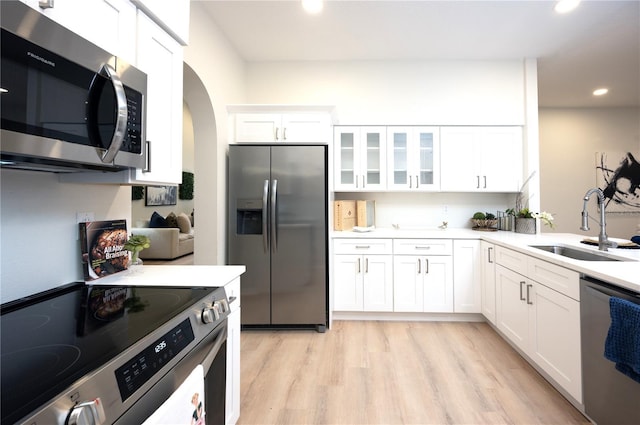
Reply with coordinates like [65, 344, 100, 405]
[1, 283, 228, 425]
[228, 144, 328, 332]
[581, 276, 640, 425]
[0, 2, 147, 173]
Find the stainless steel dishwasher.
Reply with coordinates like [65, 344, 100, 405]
[581, 276, 640, 425]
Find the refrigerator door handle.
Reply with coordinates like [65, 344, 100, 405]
[263, 179, 269, 253]
[271, 179, 278, 253]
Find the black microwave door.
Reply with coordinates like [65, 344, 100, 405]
[86, 72, 118, 151]
[1, 28, 95, 147]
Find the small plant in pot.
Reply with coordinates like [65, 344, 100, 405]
[471, 212, 498, 230]
[125, 234, 151, 266]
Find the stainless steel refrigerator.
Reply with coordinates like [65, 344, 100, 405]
[228, 144, 328, 332]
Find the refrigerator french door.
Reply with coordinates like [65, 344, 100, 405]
[228, 144, 328, 331]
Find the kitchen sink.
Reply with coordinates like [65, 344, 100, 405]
[529, 245, 631, 262]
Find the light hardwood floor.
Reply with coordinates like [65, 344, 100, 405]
[238, 321, 590, 425]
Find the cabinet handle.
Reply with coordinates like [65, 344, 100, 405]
[483, 175, 487, 189]
[365, 258, 369, 273]
[416, 175, 420, 189]
[409, 176, 413, 189]
[143, 140, 151, 172]
[357, 258, 361, 273]
[283, 127, 287, 141]
[275, 127, 279, 141]
[425, 258, 429, 274]
[519, 281, 526, 301]
[526, 284, 533, 305]
[488, 247, 493, 263]
[476, 175, 480, 189]
[417, 258, 421, 274]
[361, 175, 365, 188]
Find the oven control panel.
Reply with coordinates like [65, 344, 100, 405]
[114, 318, 195, 401]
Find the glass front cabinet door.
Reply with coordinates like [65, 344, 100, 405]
[334, 126, 386, 191]
[387, 127, 440, 191]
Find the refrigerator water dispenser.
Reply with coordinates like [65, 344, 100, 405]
[236, 199, 263, 235]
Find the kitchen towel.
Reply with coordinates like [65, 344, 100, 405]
[604, 297, 640, 384]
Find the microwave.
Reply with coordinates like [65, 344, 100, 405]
[0, 2, 147, 173]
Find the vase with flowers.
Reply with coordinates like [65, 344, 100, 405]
[514, 208, 554, 234]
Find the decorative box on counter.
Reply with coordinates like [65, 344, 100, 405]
[333, 200, 356, 231]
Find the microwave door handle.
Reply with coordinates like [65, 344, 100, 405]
[97, 64, 128, 163]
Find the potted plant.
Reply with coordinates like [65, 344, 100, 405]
[515, 208, 554, 234]
[471, 211, 498, 231]
[125, 234, 151, 267]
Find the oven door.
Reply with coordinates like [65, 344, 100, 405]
[114, 320, 227, 425]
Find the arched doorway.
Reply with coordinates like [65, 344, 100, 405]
[183, 63, 220, 264]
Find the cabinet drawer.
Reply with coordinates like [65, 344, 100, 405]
[528, 258, 580, 301]
[393, 239, 452, 255]
[495, 245, 528, 276]
[333, 238, 392, 255]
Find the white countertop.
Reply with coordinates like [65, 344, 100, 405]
[333, 228, 640, 292]
[89, 265, 246, 287]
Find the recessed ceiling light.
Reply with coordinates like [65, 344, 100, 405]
[302, 0, 323, 14]
[593, 88, 609, 96]
[555, 0, 581, 14]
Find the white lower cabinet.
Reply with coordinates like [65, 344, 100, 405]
[495, 247, 582, 403]
[333, 239, 393, 312]
[225, 278, 241, 425]
[480, 241, 497, 324]
[453, 240, 481, 313]
[393, 239, 453, 313]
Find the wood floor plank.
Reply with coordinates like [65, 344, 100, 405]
[237, 321, 590, 425]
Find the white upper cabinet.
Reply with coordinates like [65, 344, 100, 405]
[20, 0, 137, 63]
[131, 11, 183, 184]
[334, 126, 387, 191]
[440, 126, 523, 192]
[231, 112, 331, 144]
[387, 126, 440, 191]
[130, 0, 190, 45]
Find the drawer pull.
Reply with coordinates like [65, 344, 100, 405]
[355, 245, 371, 249]
[415, 246, 432, 250]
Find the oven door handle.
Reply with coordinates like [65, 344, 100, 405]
[201, 323, 227, 374]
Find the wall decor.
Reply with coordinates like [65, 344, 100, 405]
[596, 151, 640, 213]
[179, 171, 194, 200]
[145, 185, 178, 206]
[131, 186, 144, 201]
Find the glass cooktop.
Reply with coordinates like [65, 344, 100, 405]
[0, 282, 218, 425]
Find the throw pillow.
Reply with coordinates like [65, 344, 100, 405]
[176, 212, 192, 234]
[149, 211, 168, 228]
[165, 212, 179, 228]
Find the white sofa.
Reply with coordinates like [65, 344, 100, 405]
[132, 219, 194, 260]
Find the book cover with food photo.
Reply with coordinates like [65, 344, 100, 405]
[79, 219, 129, 281]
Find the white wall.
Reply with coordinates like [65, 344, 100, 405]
[0, 170, 131, 303]
[184, 2, 246, 264]
[245, 60, 526, 125]
[538, 107, 640, 239]
[131, 102, 195, 226]
[334, 192, 514, 229]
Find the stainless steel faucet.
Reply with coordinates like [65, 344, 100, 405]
[580, 188, 617, 251]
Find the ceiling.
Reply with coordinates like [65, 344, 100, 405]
[199, 0, 640, 108]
